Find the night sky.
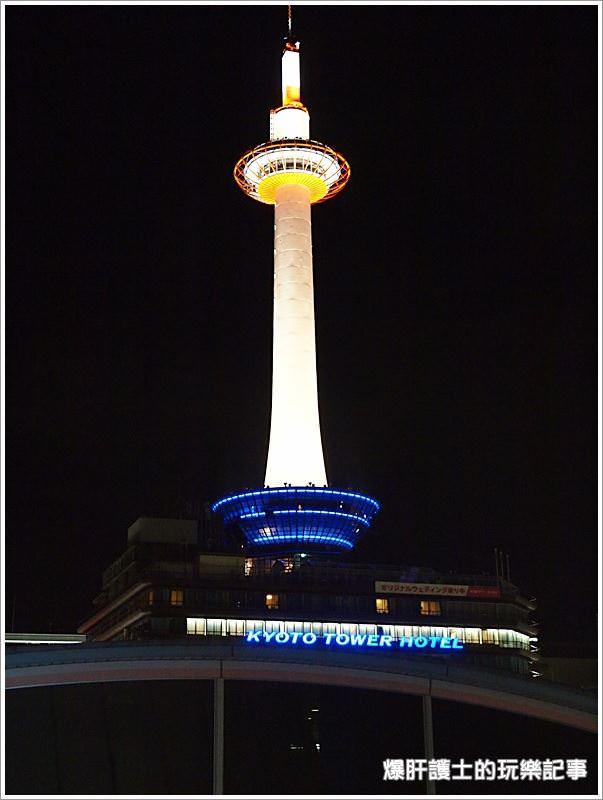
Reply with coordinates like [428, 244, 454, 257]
[6, 4, 596, 649]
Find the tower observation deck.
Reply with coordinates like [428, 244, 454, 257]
[214, 12, 379, 553]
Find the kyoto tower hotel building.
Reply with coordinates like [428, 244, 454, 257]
[79, 16, 538, 679]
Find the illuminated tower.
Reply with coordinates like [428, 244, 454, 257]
[213, 10, 379, 552]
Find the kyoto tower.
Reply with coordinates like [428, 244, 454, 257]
[213, 8, 379, 553]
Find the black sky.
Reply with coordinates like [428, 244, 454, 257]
[5, 4, 597, 647]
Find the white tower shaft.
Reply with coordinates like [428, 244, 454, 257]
[264, 183, 328, 487]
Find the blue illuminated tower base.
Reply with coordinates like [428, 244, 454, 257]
[212, 487, 380, 554]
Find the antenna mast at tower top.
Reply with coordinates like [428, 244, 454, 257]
[284, 4, 297, 50]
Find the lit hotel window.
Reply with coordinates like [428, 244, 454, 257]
[375, 598, 389, 615]
[420, 600, 441, 616]
[148, 590, 154, 606]
[265, 593, 279, 610]
[170, 589, 184, 606]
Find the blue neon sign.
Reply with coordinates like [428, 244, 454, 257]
[245, 630, 464, 650]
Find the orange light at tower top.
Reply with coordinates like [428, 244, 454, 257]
[281, 39, 302, 106]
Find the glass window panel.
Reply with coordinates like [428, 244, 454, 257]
[464, 628, 481, 643]
[227, 619, 245, 636]
[375, 598, 390, 615]
[340, 623, 358, 636]
[170, 589, 184, 607]
[483, 629, 499, 644]
[420, 600, 441, 615]
[207, 618, 225, 635]
[246, 619, 264, 633]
